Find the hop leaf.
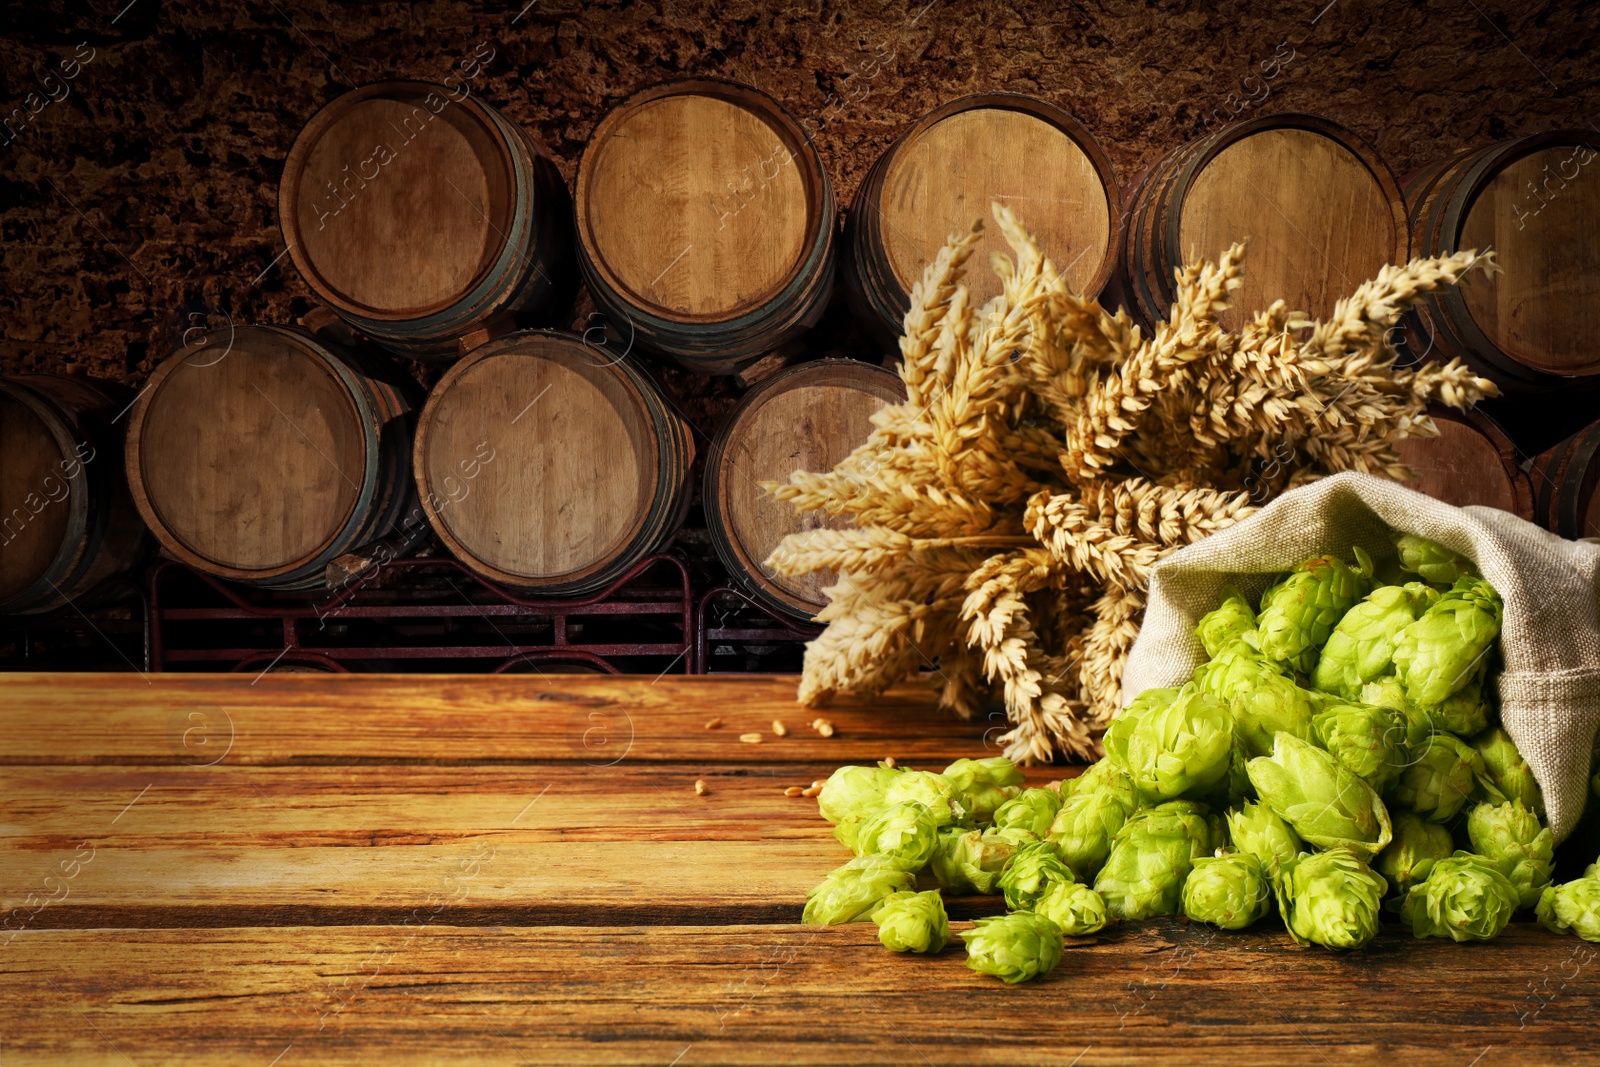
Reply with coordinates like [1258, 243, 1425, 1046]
[853, 801, 940, 869]
[1312, 699, 1409, 792]
[1256, 551, 1374, 674]
[1310, 582, 1437, 699]
[942, 757, 1025, 821]
[1389, 732, 1487, 823]
[1275, 847, 1388, 950]
[1034, 881, 1109, 936]
[960, 911, 1064, 984]
[998, 840, 1077, 911]
[1374, 811, 1455, 904]
[1537, 878, 1600, 942]
[872, 889, 951, 953]
[1391, 575, 1502, 706]
[1093, 800, 1217, 920]
[1246, 732, 1393, 860]
[1196, 588, 1257, 658]
[1400, 852, 1518, 942]
[1121, 682, 1233, 800]
[1183, 851, 1270, 929]
[1467, 801, 1554, 910]
[993, 787, 1064, 837]
[803, 854, 918, 925]
[1226, 800, 1303, 876]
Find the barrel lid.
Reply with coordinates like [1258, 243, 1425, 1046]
[875, 94, 1119, 306]
[1391, 407, 1529, 518]
[1165, 113, 1406, 328]
[576, 78, 827, 324]
[127, 326, 371, 575]
[280, 81, 519, 320]
[708, 360, 903, 618]
[414, 331, 662, 586]
[0, 383, 77, 601]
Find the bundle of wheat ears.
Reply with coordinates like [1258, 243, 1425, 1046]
[763, 203, 1497, 764]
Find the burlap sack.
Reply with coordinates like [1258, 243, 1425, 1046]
[1122, 471, 1600, 843]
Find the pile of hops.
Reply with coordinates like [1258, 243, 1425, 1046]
[766, 204, 1498, 763]
[802, 537, 1600, 982]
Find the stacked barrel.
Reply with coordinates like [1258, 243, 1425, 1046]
[6, 77, 1598, 635]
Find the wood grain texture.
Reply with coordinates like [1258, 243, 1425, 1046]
[1458, 144, 1600, 376]
[0, 383, 73, 598]
[708, 361, 903, 619]
[0, 674, 998, 765]
[3, 924, 1593, 1066]
[1392, 407, 1533, 519]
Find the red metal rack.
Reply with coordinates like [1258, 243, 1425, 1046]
[150, 554, 693, 675]
[694, 584, 822, 674]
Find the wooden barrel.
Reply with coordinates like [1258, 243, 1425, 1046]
[1406, 132, 1600, 391]
[414, 330, 693, 596]
[1531, 420, 1600, 539]
[125, 325, 419, 590]
[705, 360, 904, 621]
[1121, 113, 1408, 331]
[280, 81, 573, 361]
[574, 78, 836, 374]
[1, 375, 149, 614]
[845, 94, 1121, 344]
[1391, 406, 1533, 520]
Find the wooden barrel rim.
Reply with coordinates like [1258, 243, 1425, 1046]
[124, 326, 383, 583]
[1393, 405, 1533, 520]
[0, 380, 92, 606]
[1128, 136, 1205, 320]
[1432, 130, 1600, 378]
[1158, 113, 1407, 312]
[1558, 420, 1600, 538]
[279, 80, 522, 323]
[575, 77, 829, 327]
[413, 330, 679, 591]
[706, 359, 904, 619]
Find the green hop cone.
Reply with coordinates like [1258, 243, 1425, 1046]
[1122, 682, 1233, 800]
[1374, 811, 1455, 903]
[1197, 587, 1258, 658]
[1537, 878, 1600, 942]
[853, 801, 939, 869]
[882, 769, 967, 829]
[1246, 732, 1393, 859]
[960, 911, 1064, 984]
[1400, 852, 1518, 942]
[1391, 575, 1503, 707]
[1104, 687, 1179, 769]
[1467, 801, 1554, 910]
[1256, 550, 1375, 674]
[1226, 800, 1303, 874]
[871, 889, 951, 954]
[1394, 533, 1480, 587]
[1423, 680, 1490, 737]
[1228, 672, 1318, 758]
[818, 763, 902, 850]
[931, 825, 1018, 895]
[1311, 699, 1408, 791]
[1470, 727, 1544, 815]
[942, 757, 1024, 822]
[1195, 636, 1283, 704]
[1389, 732, 1485, 823]
[1046, 763, 1139, 882]
[802, 854, 917, 926]
[993, 787, 1064, 837]
[1275, 847, 1388, 950]
[1311, 582, 1439, 699]
[1182, 851, 1270, 930]
[1093, 800, 1217, 920]
[998, 840, 1077, 911]
[1033, 881, 1109, 936]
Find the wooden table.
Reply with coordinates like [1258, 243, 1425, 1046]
[1, 674, 1594, 1065]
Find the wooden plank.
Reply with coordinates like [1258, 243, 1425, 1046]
[0, 673, 1005, 765]
[0, 763, 1064, 927]
[2, 923, 1593, 1066]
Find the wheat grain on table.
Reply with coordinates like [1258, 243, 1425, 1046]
[0, 674, 1592, 1065]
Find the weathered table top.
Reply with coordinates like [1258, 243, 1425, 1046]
[1, 673, 1594, 1065]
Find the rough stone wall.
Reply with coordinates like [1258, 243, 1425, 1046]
[2, 0, 1596, 407]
